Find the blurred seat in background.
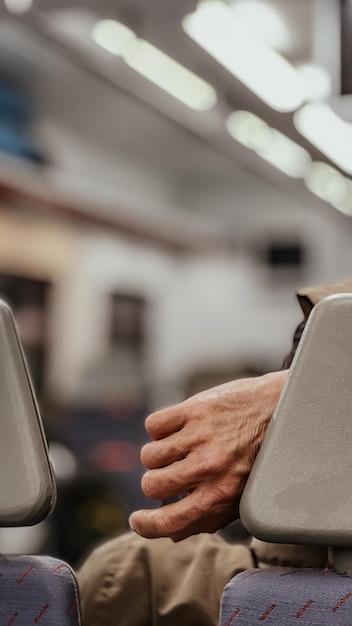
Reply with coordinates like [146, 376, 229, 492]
[0, 299, 81, 625]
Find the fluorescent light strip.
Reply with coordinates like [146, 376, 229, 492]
[183, 0, 306, 112]
[123, 39, 217, 111]
[294, 103, 352, 175]
[334, 183, 352, 216]
[227, 110, 311, 178]
[229, 0, 292, 53]
[296, 64, 332, 102]
[304, 161, 352, 215]
[92, 20, 137, 57]
[92, 19, 217, 111]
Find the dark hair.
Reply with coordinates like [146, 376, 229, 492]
[281, 320, 306, 370]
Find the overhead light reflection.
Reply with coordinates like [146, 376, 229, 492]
[92, 19, 217, 111]
[227, 110, 311, 178]
[183, 0, 306, 112]
[294, 103, 352, 175]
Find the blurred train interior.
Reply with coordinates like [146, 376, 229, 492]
[0, 0, 351, 566]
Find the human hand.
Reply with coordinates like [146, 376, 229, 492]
[129, 370, 288, 541]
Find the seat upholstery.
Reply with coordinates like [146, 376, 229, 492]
[0, 554, 81, 625]
[220, 567, 352, 625]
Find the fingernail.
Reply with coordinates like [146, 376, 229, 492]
[128, 515, 135, 532]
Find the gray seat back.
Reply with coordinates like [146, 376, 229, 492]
[240, 293, 352, 549]
[220, 293, 352, 626]
[0, 300, 56, 526]
[0, 300, 81, 625]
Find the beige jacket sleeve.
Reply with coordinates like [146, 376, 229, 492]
[77, 532, 254, 626]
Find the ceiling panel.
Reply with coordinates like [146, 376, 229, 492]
[0, 0, 348, 231]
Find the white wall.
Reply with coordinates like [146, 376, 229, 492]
[46, 216, 351, 405]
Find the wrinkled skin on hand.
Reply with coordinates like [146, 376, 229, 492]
[129, 370, 288, 542]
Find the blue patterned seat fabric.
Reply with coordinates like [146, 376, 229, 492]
[0, 554, 81, 625]
[220, 567, 352, 625]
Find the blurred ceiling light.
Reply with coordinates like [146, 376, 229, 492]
[4, 0, 32, 14]
[296, 63, 332, 101]
[294, 103, 352, 175]
[304, 161, 349, 207]
[182, 0, 306, 112]
[91, 19, 137, 57]
[92, 19, 217, 111]
[227, 110, 270, 149]
[123, 40, 217, 111]
[229, 0, 291, 53]
[227, 110, 311, 178]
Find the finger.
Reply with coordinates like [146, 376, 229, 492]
[129, 492, 204, 540]
[129, 491, 240, 541]
[145, 408, 185, 440]
[141, 452, 215, 500]
[141, 434, 190, 469]
[141, 465, 190, 501]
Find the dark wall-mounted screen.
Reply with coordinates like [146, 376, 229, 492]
[264, 242, 305, 269]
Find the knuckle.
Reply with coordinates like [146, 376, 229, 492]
[212, 479, 236, 503]
[207, 451, 224, 474]
[153, 512, 178, 538]
[196, 449, 223, 476]
[197, 479, 235, 510]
